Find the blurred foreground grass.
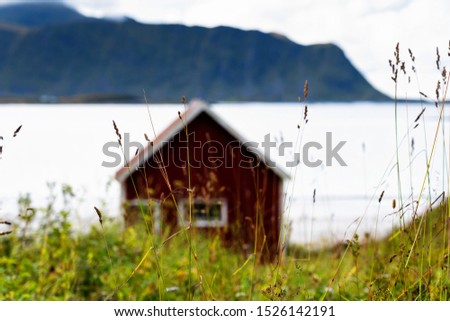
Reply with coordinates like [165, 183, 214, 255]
[0, 185, 448, 301]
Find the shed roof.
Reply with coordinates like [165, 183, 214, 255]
[115, 100, 290, 182]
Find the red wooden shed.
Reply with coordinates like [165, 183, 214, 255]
[115, 100, 288, 260]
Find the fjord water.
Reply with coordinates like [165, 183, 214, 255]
[0, 102, 447, 244]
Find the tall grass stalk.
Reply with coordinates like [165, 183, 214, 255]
[275, 81, 309, 282]
[406, 72, 450, 268]
[392, 44, 406, 230]
[110, 119, 165, 300]
[143, 93, 209, 300]
[181, 97, 194, 301]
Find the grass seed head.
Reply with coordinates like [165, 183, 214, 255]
[94, 206, 103, 225]
[112, 120, 122, 146]
[400, 62, 406, 75]
[436, 80, 441, 101]
[13, 125, 22, 138]
[436, 47, 441, 70]
[419, 91, 428, 98]
[303, 80, 309, 99]
[408, 48, 415, 62]
[395, 43, 400, 65]
[442, 67, 447, 84]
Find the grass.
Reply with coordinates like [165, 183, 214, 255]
[1, 42, 450, 301]
[0, 185, 448, 300]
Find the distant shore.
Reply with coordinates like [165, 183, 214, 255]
[0, 94, 437, 105]
[0, 93, 142, 104]
[0, 92, 399, 104]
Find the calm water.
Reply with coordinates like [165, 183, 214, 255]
[0, 102, 448, 244]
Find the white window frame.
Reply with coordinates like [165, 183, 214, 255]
[128, 198, 161, 233]
[179, 198, 228, 228]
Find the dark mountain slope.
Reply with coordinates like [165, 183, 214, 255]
[0, 4, 388, 102]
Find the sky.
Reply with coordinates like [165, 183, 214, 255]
[4, 0, 450, 99]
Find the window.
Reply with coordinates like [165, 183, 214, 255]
[179, 198, 228, 228]
[123, 198, 161, 233]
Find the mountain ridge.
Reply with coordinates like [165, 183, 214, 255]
[0, 3, 389, 103]
[0, 3, 88, 27]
